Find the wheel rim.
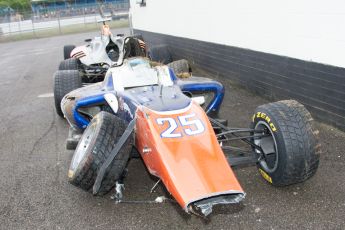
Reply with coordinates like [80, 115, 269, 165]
[70, 122, 97, 172]
[254, 121, 278, 173]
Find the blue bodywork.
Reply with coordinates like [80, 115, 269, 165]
[74, 94, 107, 129]
[178, 80, 224, 116]
[71, 58, 225, 129]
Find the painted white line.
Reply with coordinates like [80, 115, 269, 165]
[38, 93, 54, 98]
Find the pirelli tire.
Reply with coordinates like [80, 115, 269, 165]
[68, 112, 133, 195]
[251, 100, 320, 186]
[64, 45, 76, 60]
[167, 59, 190, 77]
[53, 70, 82, 117]
[59, 58, 79, 70]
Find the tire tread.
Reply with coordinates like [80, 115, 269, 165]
[69, 112, 133, 195]
[254, 100, 320, 186]
[53, 70, 81, 117]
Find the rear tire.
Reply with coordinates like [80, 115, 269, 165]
[68, 112, 132, 195]
[251, 100, 320, 186]
[59, 58, 79, 70]
[64, 45, 76, 60]
[168, 59, 190, 78]
[53, 70, 82, 117]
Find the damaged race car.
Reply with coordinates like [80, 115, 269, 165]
[59, 19, 138, 82]
[54, 20, 190, 118]
[60, 37, 320, 217]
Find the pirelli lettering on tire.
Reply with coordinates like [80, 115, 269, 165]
[259, 168, 272, 183]
[254, 112, 277, 132]
[68, 170, 74, 179]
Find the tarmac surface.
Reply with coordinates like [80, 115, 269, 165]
[0, 29, 344, 229]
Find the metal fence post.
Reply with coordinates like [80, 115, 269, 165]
[32, 18, 36, 38]
[18, 20, 21, 35]
[58, 12, 62, 34]
[8, 21, 12, 38]
[83, 8, 86, 28]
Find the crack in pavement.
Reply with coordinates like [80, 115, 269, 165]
[28, 111, 56, 157]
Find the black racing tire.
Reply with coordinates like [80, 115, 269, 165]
[68, 111, 132, 195]
[132, 33, 144, 41]
[64, 45, 76, 60]
[168, 59, 190, 77]
[132, 35, 147, 55]
[148, 45, 172, 64]
[59, 58, 79, 70]
[53, 70, 82, 117]
[251, 100, 320, 186]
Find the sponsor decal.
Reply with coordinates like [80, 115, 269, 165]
[255, 112, 277, 132]
[259, 168, 273, 183]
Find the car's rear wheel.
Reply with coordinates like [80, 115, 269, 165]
[64, 45, 76, 60]
[53, 70, 81, 117]
[251, 100, 320, 186]
[59, 58, 79, 71]
[168, 59, 191, 78]
[68, 111, 132, 195]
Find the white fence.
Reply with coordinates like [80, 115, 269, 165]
[0, 12, 128, 36]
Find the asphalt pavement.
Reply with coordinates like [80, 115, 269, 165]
[0, 30, 344, 229]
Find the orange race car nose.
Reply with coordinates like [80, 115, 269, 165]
[135, 102, 245, 216]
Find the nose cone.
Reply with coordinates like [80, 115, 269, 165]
[135, 103, 245, 216]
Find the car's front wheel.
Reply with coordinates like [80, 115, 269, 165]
[251, 100, 320, 186]
[68, 112, 132, 195]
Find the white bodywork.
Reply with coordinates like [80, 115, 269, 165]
[71, 35, 125, 66]
[104, 93, 119, 113]
[109, 59, 173, 92]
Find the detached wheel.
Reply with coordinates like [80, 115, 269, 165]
[59, 58, 79, 70]
[148, 45, 172, 64]
[64, 45, 75, 60]
[68, 112, 132, 195]
[168, 59, 191, 78]
[251, 100, 320, 186]
[53, 70, 81, 117]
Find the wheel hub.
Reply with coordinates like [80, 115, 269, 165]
[70, 123, 97, 172]
[254, 121, 278, 173]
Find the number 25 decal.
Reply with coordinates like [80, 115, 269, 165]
[156, 113, 205, 138]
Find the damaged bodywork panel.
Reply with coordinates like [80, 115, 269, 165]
[188, 192, 245, 216]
